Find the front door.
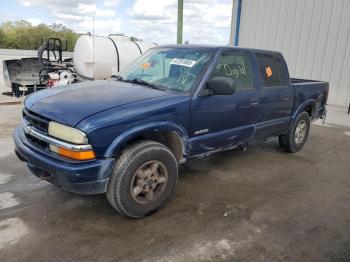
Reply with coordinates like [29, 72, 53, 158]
[190, 51, 261, 156]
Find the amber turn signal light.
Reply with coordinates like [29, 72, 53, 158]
[49, 145, 96, 160]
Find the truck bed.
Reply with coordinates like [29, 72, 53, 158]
[291, 78, 329, 120]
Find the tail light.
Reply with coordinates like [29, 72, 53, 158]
[323, 88, 329, 105]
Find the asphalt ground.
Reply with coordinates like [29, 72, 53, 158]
[0, 104, 349, 262]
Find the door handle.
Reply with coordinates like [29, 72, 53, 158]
[250, 98, 259, 106]
[281, 97, 290, 102]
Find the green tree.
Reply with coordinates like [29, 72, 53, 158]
[0, 20, 80, 51]
[0, 28, 5, 46]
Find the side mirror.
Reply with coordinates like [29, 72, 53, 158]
[202, 77, 236, 96]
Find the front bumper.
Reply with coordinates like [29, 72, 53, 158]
[13, 125, 114, 195]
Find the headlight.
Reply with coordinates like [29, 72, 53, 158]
[48, 121, 88, 144]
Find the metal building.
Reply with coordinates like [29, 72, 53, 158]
[231, 0, 350, 107]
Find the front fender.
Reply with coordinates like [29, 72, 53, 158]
[104, 121, 189, 158]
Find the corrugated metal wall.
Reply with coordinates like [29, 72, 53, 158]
[237, 0, 350, 106]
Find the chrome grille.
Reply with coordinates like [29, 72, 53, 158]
[23, 109, 49, 133]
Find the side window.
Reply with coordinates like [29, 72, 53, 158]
[212, 51, 254, 91]
[275, 56, 289, 86]
[256, 53, 281, 87]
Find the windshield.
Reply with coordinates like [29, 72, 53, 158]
[118, 48, 214, 92]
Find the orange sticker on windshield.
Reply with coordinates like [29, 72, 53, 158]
[142, 63, 151, 69]
[265, 66, 272, 78]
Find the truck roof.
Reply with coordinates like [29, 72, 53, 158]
[157, 44, 281, 55]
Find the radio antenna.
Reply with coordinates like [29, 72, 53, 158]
[92, 16, 95, 80]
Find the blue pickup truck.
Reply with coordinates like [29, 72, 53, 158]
[14, 45, 328, 218]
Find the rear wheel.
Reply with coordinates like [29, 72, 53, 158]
[106, 140, 178, 218]
[279, 111, 310, 153]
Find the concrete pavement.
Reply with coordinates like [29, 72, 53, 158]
[0, 104, 349, 262]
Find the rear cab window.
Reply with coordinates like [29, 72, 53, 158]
[256, 53, 289, 87]
[211, 51, 255, 91]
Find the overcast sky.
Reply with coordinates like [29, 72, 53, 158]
[0, 0, 233, 45]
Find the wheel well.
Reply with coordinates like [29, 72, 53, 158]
[304, 105, 314, 117]
[121, 131, 184, 163]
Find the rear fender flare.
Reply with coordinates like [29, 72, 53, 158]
[292, 99, 316, 121]
[104, 121, 189, 158]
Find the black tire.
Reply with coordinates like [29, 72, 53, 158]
[279, 111, 311, 153]
[106, 140, 178, 218]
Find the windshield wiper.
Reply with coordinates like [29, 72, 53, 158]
[112, 76, 165, 91]
[128, 78, 165, 91]
[111, 74, 124, 81]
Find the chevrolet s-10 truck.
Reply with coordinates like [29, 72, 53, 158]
[14, 45, 329, 218]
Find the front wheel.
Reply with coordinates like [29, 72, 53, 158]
[279, 111, 311, 153]
[106, 140, 178, 218]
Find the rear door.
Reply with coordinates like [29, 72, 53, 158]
[255, 53, 294, 137]
[190, 50, 261, 155]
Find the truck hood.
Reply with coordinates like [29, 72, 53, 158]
[24, 80, 167, 127]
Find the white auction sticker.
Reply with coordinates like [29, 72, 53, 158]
[170, 58, 196, 67]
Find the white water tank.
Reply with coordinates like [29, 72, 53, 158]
[73, 35, 157, 80]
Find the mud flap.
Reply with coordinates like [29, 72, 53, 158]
[321, 109, 327, 125]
